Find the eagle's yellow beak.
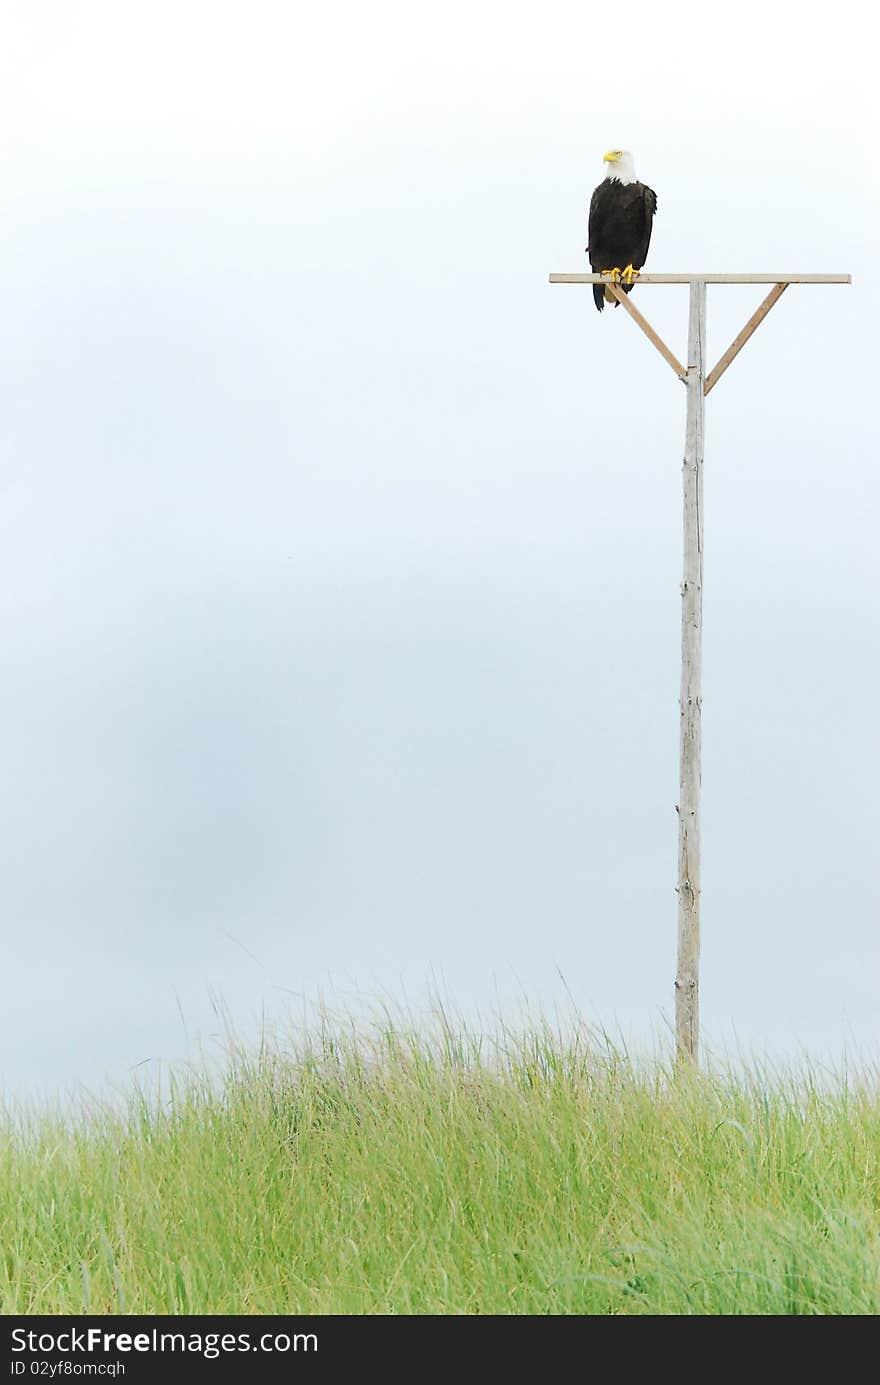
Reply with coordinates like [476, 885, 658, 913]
[603, 149, 621, 163]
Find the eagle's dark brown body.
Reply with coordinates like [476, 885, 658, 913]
[587, 178, 657, 312]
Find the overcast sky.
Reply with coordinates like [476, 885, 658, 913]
[0, 0, 876, 1100]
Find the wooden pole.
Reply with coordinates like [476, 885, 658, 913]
[548, 269, 849, 1065]
[676, 280, 706, 1066]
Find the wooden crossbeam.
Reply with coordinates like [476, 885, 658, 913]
[605, 282, 686, 381]
[549, 273, 852, 284]
[704, 283, 788, 395]
[556, 273, 851, 394]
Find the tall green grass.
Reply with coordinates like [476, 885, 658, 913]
[2, 1018, 878, 1314]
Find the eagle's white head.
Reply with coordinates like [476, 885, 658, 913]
[602, 148, 637, 185]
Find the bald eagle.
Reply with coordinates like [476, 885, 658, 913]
[587, 149, 657, 312]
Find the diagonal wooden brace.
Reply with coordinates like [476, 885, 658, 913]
[605, 281, 687, 382]
[704, 283, 788, 395]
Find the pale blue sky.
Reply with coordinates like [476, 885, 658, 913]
[1, 0, 876, 1099]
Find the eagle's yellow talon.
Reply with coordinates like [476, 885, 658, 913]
[601, 267, 623, 283]
[620, 264, 639, 286]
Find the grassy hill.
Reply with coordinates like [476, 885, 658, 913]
[2, 1021, 878, 1314]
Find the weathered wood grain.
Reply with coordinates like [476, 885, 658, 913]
[676, 280, 706, 1067]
